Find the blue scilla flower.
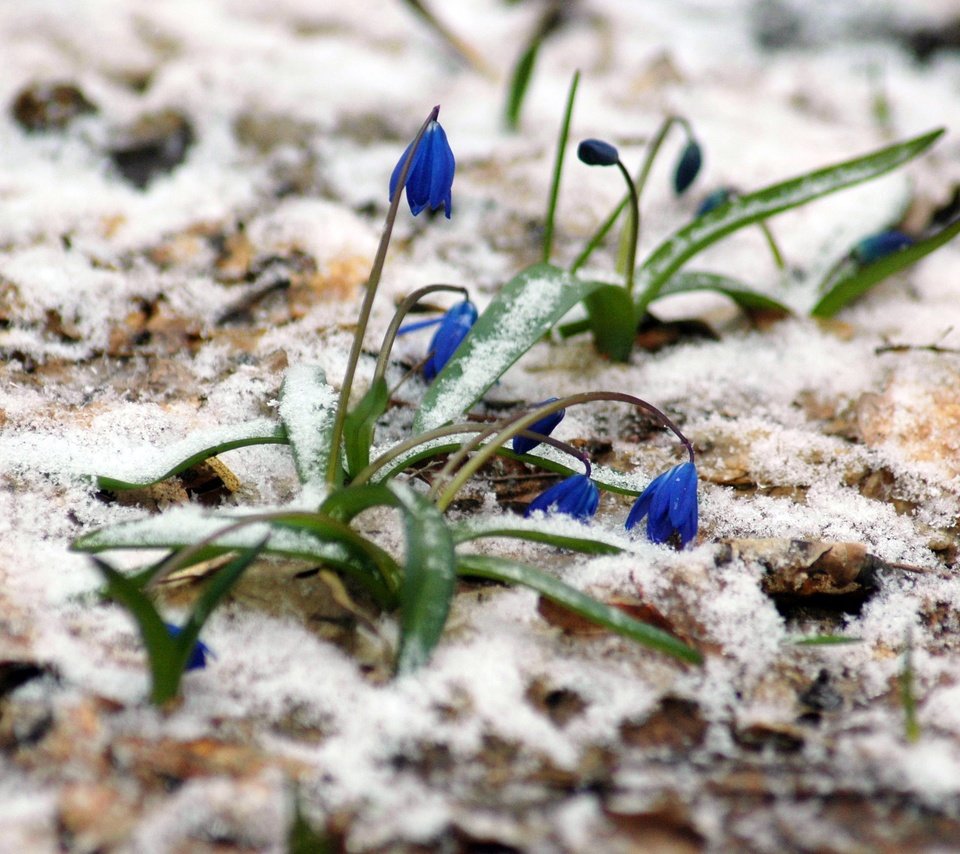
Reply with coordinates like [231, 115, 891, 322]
[525, 473, 600, 522]
[423, 299, 477, 381]
[697, 187, 734, 217]
[389, 113, 455, 218]
[164, 622, 212, 671]
[512, 399, 566, 455]
[852, 229, 913, 264]
[626, 462, 698, 548]
[577, 138, 620, 167]
[674, 139, 703, 195]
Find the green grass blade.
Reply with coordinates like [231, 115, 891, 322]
[811, 218, 960, 317]
[660, 271, 792, 313]
[278, 365, 338, 491]
[786, 635, 864, 646]
[392, 483, 457, 673]
[505, 41, 538, 131]
[633, 128, 944, 316]
[542, 70, 580, 263]
[456, 553, 703, 664]
[93, 420, 286, 491]
[414, 264, 603, 432]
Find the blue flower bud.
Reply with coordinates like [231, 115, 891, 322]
[525, 473, 600, 521]
[577, 138, 620, 167]
[852, 229, 914, 264]
[423, 299, 478, 381]
[512, 399, 566, 455]
[674, 139, 703, 195]
[164, 622, 212, 671]
[697, 187, 734, 216]
[389, 114, 456, 218]
[625, 462, 698, 548]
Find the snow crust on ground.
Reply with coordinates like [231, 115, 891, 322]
[1, 0, 959, 850]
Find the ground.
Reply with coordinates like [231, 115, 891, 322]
[2, 1, 960, 852]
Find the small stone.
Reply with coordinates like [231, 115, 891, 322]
[11, 82, 97, 132]
[109, 110, 195, 189]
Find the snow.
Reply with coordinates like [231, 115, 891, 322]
[2, 0, 960, 849]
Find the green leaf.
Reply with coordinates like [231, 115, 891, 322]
[542, 70, 580, 264]
[94, 419, 286, 491]
[456, 554, 702, 664]
[452, 518, 625, 555]
[505, 41, 538, 131]
[786, 635, 864, 646]
[343, 378, 389, 480]
[584, 284, 637, 362]
[278, 366, 338, 492]
[92, 541, 264, 704]
[73, 508, 397, 608]
[414, 264, 603, 432]
[810, 218, 960, 317]
[391, 484, 457, 674]
[633, 128, 944, 316]
[659, 271, 792, 314]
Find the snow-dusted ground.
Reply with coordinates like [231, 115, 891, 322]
[2, 1, 960, 850]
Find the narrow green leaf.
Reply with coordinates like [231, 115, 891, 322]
[73, 508, 396, 608]
[456, 553, 703, 664]
[278, 366, 338, 491]
[94, 419, 286, 491]
[343, 378, 389, 480]
[415, 264, 603, 432]
[505, 41, 538, 131]
[452, 518, 625, 555]
[391, 484, 457, 674]
[543, 70, 580, 264]
[584, 283, 637, 362]
[811, 218, 960, 317]
[786, 635, 864, 646]
[634, 128, 944, 315]
[659, 271, 792, 313]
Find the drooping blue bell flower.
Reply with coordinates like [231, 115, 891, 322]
[626, 462, 698, 548]
[697, 187, 734, 216]
[577, 138, 620, 167]
[674, 139, 703, 195]
[525, 473, 600, 521]
[389, 112, 456, 218]
[852, 229, 914, 265]
[512, 399, 566, 455]
[164, 622, 212, 671]
[422, 299, 478, 381]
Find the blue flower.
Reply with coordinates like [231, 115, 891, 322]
[625, 462, 698, 547]
[674, 139, 703, 195]
[577, 138, 620, 167]
[525, 474, 599, 521]
[697, 187, 734, 216]
[852, 229, 913, 264]
[164, 622, 212, 671]
[512, 399, 566, 455]
[389, 115, 455, 218]
[423, 299, 477, 381]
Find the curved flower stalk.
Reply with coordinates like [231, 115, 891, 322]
[626, 461, 699, 548]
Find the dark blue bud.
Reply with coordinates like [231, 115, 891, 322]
[577, 138, 620, 167]
[512, 399, 566, 455]
[389, 116, 456, 218]
[626, 462, 698, 548]
[697, 187, 734, 217]
[674, 139, 703, 195]
[525, 473, 600, 521]
[423, 299, 478, 381]
[852, 229, 914, 265]
[164, 622, 212, 671]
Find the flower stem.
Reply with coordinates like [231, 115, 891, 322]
[615, 158, 639, 296]
[434, 391, 693, 511]
[326, 106, 440, 486]
[543, 69, 580, 264]
[373, 284, 468, 385]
